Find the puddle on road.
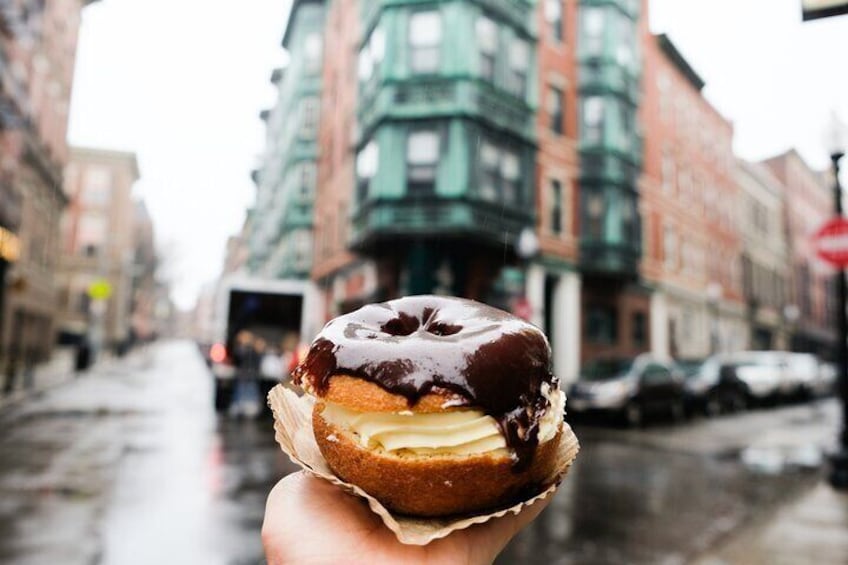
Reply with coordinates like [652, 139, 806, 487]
[498, 437, 819, 565]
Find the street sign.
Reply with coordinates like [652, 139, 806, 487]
[802, 0, 848, 21]
[87, 279, 113, 301]
[813, 217, 848, 267]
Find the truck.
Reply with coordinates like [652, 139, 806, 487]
[208, 275, 319, 413]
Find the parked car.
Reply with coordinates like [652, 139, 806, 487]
[680, 357, 748, 416]
[567, 354, 686, 427]
[783, 353, 822, 399]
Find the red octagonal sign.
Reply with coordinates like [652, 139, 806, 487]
[813, 217, 848, 268]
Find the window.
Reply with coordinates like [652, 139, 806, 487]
[300, 97, 319, 137]
[550, 180, 563, 234]
[304, 33, 323, 74]
[356, 140, 379, 203]
[77, 214, 107, 251]
[478, 140, 521, 205]
[548, 86, 564, 134]
[82, 167, 111, 206]
[501, 150, 520, 204]
[359, 26, 385, 83]
[664, 225, 677, 269]
[508, 38, 529, 97]
[582, 7, 604, 56]
[585, 192, 605, 239]
[406, 129, 440, 196]
[583, 96, 604, 144]
[299, 163, 316, 201]
[586, 305, 617, 344]
[621, 195, 636, 242]
[409, 11, 441, 74]
[476, 16, 497, 82]
[632, 312, 647, 347]
[545, 0, 563, 42]
[662, 148, 675, 193]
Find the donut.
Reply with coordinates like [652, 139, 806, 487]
[293, 295, 566, 517]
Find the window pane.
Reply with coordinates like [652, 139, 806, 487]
[407, 131, 439, 164]
[510, 39, 529, 70]
[544, 0, 562, 22]
[370, 27, 386, 63]
[410, 12, 442, 46]
[481, 142, 499, 168]
[501, 151, 520, 180]
[476, 16, 498, 54]
[356, 141, 379, 178]
[304, 33, 322, 71]
[584, 97, 603, 125]
[358, 48, 373, 81]
[411, 47, 439, 73]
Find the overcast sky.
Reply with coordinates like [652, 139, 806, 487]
[67, 0, 848, 310]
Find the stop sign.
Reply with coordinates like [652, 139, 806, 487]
[813, 217, 848, 267]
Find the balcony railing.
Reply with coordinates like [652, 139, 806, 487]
[350, 196, 532, 251]
[359, 76, 534, 142]
[579, 240, 640, 277]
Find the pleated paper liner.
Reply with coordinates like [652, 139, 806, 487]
[267, 384, 580, 546]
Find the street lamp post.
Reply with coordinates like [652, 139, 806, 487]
[828, 119, 848, 489]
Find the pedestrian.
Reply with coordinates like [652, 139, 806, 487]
[230, 331, 261, 418]
[75, 337, 92, 375]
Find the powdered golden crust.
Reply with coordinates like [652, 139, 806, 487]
[305, 374, 464, 414]
[313, 404, 563, 517]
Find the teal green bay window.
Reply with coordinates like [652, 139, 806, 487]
[351, 118, 534, 250]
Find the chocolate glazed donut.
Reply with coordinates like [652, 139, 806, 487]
[294, 295, 557, 470]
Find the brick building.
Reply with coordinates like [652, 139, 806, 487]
[641, 33, 745, 360]
[241, 0, 833, 382]
[57, 147, 140, 352]
[736, 160, 792, 351]
[764, 149, 835, 357]
[0, 0, 96, 388]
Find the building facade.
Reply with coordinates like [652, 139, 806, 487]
[249, 0, 325, 279]
[1, 0, 96, 386]
[240, 0, 833, 383]
[57, 147, 139, 352]
[736, 160, 792, 351]
[641, 33, 745, 361]
[764, 149, 835, 357]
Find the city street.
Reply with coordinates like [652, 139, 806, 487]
[0, 341, 841, 564]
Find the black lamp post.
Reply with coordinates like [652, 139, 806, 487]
[828, 118, 848, 489]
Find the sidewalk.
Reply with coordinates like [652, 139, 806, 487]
[0, 347, 76, 411]
[697, 480, 848, 565]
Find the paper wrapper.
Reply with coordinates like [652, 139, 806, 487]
[268, 384, 580, 545]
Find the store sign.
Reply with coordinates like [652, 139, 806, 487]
[802, 0, 848, 20]
[813, 217, 848, 267]
[0, 226, 21, 262]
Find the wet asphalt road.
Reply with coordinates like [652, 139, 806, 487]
[0, 341, 838, 564]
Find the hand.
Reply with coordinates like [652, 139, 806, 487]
[262, 471, 551, 565]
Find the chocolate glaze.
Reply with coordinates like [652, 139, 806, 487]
[293, 295, 558, 470]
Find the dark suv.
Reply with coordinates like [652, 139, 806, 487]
[567, 354, 686, 427]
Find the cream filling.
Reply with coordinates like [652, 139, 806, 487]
[320, 386, 565, 456]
